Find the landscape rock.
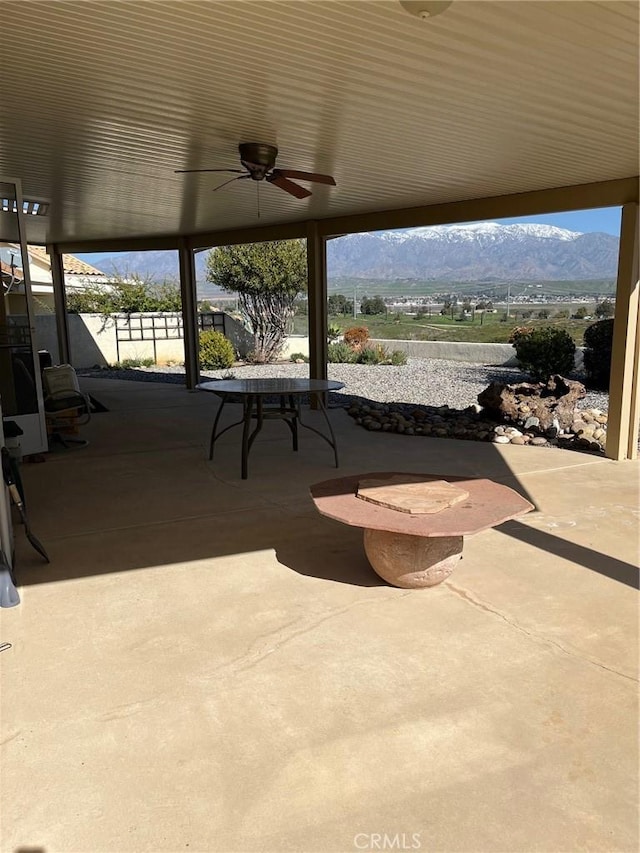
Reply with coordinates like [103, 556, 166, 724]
[344, 396, 606, 456]
[477, 374, 586, 431]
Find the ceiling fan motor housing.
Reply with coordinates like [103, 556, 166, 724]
[239, 142, 278, 180]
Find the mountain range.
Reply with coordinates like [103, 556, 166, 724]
[78, 222, 619, 290]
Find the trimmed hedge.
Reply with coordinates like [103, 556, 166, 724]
[510, 325, 575, 380]
[199, 330, 235, 369]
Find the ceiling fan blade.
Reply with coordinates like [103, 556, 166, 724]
[266, 174, 312, 199]
[274, 169, 336, 186]
[174, 168, 245, 174]
[212, 175, 251, 192]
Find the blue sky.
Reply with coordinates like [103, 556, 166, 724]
[492, 207, 621, 236]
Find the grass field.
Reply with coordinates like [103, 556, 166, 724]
[292, 311, 598, 345]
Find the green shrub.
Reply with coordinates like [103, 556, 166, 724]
[116, 357, 155, 368]
[327, 325, 342, 343]
[583, 318, 614, 390]
[390, 349, 408, 366]
[511, 325, 576, 380]
[327, 342, 356, 363]
[289, 352, 309, 363]
[356, 346, 383, 365]
[199, 330, 235, 369]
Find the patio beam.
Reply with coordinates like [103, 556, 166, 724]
[47, 244, 71, 365]
[306, 221, 328, 384]
[54, 178, 638, 258]
[189, 222, 306, 251]
[316, 177, 639, 238]
[178, 243, 199, 390]
[54, 234, 183, 255]
[606, 203, 639, 461]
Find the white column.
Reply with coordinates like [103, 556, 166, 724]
[606, 203, 639, 461]
[179, 242, 199, 389]
[306, 221, 328, 382]
[48, 244, 71, 364]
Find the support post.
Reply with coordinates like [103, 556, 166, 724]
[48, 245, 71, 364]
[306, 222, 328, 412]
[179, 242, 199, 390]
[606, 203, 639, 461]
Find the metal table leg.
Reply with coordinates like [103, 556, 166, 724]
[209, 396, 246, 461]
[208, 394, 227, 460]
[241, 394, 256, 479]
[297, 392, 339, 467]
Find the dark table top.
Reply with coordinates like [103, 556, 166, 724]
[197, 378, 345, 396]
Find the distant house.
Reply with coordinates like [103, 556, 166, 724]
[1, 244, 108, 313]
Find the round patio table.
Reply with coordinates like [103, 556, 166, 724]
[197, 378, 345, 479]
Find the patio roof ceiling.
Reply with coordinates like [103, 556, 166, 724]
[1, 0, 638, 248]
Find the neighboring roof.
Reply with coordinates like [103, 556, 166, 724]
[2, 0, 638, 246]
[27, 245, 105, 276]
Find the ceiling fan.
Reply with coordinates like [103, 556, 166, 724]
[174, 142, 336, 199]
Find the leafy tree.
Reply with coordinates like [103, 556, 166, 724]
[360, 295, 386, 315]
[66, 274, 181, 315]
[595, 299, 615, 319]
[206, 240, 306, 363]
[572, 306, 589, 320]
[327, 293, 353, 316]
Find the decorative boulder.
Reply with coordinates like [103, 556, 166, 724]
[477, 374, 586, 432]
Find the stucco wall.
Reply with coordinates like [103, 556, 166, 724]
[32, 318, 584, 370]
[371, 338, 585, 369]
[370, 339, 519, 365]
[34, 312, 253, 368]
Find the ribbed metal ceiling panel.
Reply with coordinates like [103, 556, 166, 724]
[0, 0, 637, 243]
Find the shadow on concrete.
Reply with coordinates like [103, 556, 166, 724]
[499, 519, 640, 589]
[13, 503, 386, 589]
[10, 377, 636, 593]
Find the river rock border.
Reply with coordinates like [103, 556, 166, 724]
[346, 401, 608, 453]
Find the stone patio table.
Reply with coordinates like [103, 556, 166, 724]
[310, 471, 534, 588]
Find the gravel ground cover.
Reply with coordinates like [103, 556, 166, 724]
[79, 359, 609, 414]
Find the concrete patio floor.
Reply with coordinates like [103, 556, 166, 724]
[1, 377, 638, 853]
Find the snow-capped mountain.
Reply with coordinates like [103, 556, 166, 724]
[385, 222, 581, 242]
[77, 222, 618, 284]
[326, 223, 617, 280]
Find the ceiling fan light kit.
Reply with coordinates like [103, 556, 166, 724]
[175, 142, 336, 200]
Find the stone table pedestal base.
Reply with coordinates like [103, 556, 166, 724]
[363, 529, 463, 588]
[311, 472, 534, 590]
